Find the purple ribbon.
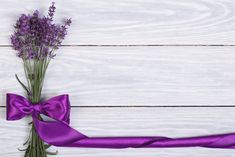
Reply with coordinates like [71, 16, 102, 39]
[6, 93, 235, 149]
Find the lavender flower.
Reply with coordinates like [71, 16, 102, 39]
[11, 2, 71, 60]
[48, 2, 56, 20]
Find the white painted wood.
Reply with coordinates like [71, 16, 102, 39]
[1, 46, 235, 106]
[1, 1, 234, 157]
[1, 0, 235, 45]
[1, 107, 235, 156]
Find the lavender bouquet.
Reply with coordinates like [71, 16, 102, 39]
[10, 2, 71, 157]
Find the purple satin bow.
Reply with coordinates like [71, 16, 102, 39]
[6, 93, 235, 149]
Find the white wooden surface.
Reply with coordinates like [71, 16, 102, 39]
[0, 0, 235, 45]
[1, 46, 235, 106]
[0, 0, 235, 157]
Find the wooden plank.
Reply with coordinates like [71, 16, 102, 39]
[1, 0, 235, 45]
[1, 107, 235, 156]
[1, 46, 235, 106]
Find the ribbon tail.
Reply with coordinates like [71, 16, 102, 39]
[65, 134, 235, 149]
[32, 114, 88, 146]
[32, 115, 235, 149]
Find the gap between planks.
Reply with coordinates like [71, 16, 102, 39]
[1, 44, 235, 47]
[1, 105, 235, 108]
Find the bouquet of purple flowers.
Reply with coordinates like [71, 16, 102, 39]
[10, 2, 71, 157]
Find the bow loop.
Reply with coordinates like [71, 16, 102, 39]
[7, 93, 31, 120]
[6, 93, 70, 124]
[41, 95, 70, 124]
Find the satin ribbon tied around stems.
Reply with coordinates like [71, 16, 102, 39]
[6, 93, 235, 149]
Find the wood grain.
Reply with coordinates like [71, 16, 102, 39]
[1, 0, 235, 157]
[1, 46, 235, 106]
[1, 107, 235, 157]
[1, 0, 235, 45]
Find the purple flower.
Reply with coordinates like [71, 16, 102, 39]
[10, 2, 71, 60]
[48, 2, 56, 19]
[28, 49, 37, 59]
[65, 18, 72, 26]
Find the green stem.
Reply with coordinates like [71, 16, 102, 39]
[21, 57, 50, 157]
